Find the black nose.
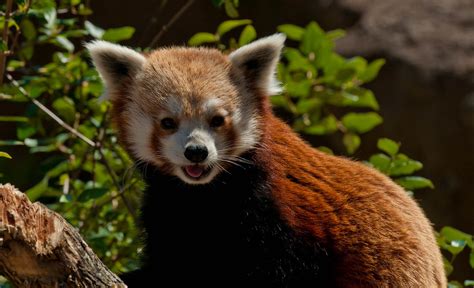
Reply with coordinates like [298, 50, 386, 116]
[184, 145, 208, 163]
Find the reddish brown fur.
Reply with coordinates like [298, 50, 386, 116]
[254, 105, 446, 287]
[103, 44, 446, 287]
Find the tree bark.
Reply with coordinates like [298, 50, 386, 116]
[0, 183, 126, 287]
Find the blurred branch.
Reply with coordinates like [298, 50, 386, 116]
[5, 73, 97, 147]
[0, 0, 13, 85]
[149, 0, 196, 47]
[0, 184, 126, 287]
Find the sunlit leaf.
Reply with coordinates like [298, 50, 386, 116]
[0, 152, 12, 159]
[395, 176, 434, 190]
[21, 19, 37, 40]
[188, 32, 217, 46]
[238, 25, 256, 46]
[216, 19, 251, 36]
[341, 112, 383, 133]
[102, 27, 135, 42]
[78, 187, 109, 202]
[278, 24, 305, 41]
[359, 59, 385, 83]
[85, 21, 104, 39]
[377, 138, 399, 156]
[343, 133, 361, 154]
[224, 0, 239, 18]
[369, 153, 391, 173]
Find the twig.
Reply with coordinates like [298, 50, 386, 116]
[149, 0, 196, 47]
[97, 148, 138, 223]
[5, 73, 96, 147]
[0, 0, 13, 85]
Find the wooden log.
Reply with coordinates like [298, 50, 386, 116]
[0, 184, 126, 287]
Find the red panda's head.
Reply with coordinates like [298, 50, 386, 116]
[87, 34, 285, 185]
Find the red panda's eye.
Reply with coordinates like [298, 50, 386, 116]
[210, 116, 225, 128]
[161, 118, 177, 130]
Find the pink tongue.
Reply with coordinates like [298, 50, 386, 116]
[185, 166, 204, 178]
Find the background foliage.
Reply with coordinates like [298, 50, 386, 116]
[0, 0, 472, 286]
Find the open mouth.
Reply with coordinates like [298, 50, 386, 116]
[181, 165, 212, 180]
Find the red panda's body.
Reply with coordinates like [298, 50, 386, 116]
[87, 34, 446, 287]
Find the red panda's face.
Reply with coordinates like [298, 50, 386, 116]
[87, 34, 285, 185]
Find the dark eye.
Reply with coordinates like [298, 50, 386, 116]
[161, 118, 177, 130]
[210, 115, 225, 128]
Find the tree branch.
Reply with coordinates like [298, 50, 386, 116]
[5, 73, 96, 147]
[0, 184, 126, 287]
[149, 0, 196, 47]
[0, 0, 13, 85]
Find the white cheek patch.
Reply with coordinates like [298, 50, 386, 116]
[164, 96, 183, 116]
[231, 104, 260, 155]
[161, 129, 188, 166]
[124, 105, 159, 165]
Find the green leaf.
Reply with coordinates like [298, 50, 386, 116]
[224, 0, 239, 18]
[304, 115, 337, 135]
[0, 152, 12, 159]
[465, 280, 474, 287]
[441, 227, 473, 247]
[0, 116, 28, 122]
[24, 138, 38, 147]
[377, 138, 399, 156]
[317, 146, 333, 155]
[395, 176, 434, 190]
[78, 187, 108, 202]
[341, 112, 383, 133]
[20, 19, 37, 40]
[102, 26, 135, 42]
[296, 98, 321, 114]
[26, 177, 49, 201]
[443, 257, 454, 276]
[17, 124, 37, 140]
[448, 281, 463, 288]
[300, 22, 326, 55]
[328, 88, 379, 110]
[188, 32, 217, 46]
[470, 250, 474, 269]
[85, 21, 105, 39]
[0, 40, 7, 52]
[52, 97, 76, 123]
[388, 154, 423, 176]
[238, 25, 256, 46]
[277, 24, 305, 41]
[0, 140, 24, 146]
[369, 153, 391, 173]
[343, 133, 361, 154]
[326, 29, 346, 41]
[55, 36, 74, 52]
[216, 19, 251, 36]
[359, 59, 385, 83]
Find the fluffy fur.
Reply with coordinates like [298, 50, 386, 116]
[87, 34, 446, 287]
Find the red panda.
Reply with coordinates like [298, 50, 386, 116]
[87, 34, 446, 287]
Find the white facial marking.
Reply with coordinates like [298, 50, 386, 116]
[125, 104, 158, 165]
[164, 96, 183, 116]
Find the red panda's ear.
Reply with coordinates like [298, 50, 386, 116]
[86, 41, 146, 100]
[229, 33, 285, 96]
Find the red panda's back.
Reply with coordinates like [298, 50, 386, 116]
[259, 115, 446, 287]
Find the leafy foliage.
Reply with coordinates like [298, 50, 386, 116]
[0, 0, 472, 286]
[0, 0, 142, 275]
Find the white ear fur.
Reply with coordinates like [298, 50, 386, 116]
[229, 33, 285, 95]
[86, 40, 146, 100]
